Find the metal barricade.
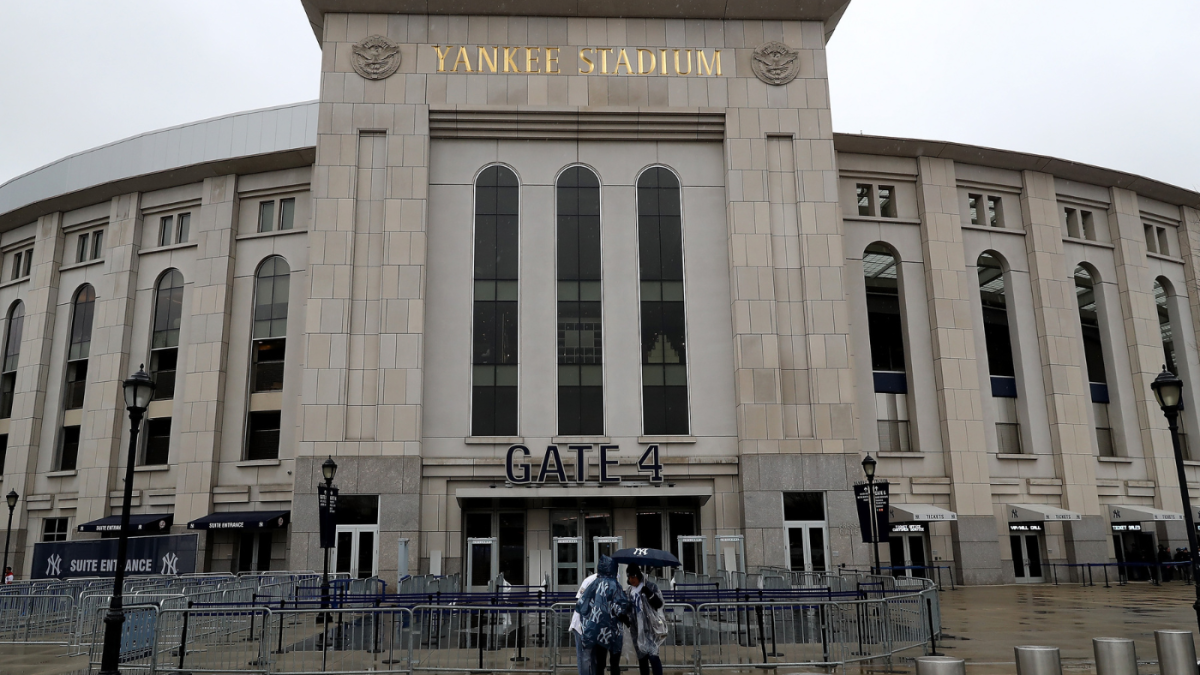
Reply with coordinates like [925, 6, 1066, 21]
[86, 603, 161, 675]
[409, 604, 557, 673]
[0, 594, 75, 644]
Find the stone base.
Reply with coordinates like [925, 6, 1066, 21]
[951, 516, 1003, 585]
[1062, 516, 1110, 584]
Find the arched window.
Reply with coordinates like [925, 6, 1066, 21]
[978, 253, 1020, 453]
[1074, 265, 1113, 456]
[247, 257, 289, 461]
[638, 167, 689, 435]
[471, 165, 519, 436]
[60, 285, 95, 470]
[863, 243, 910, 452]
[0, 302, 24, 419]
[150, 269, 184, 400]
[1154, 279, 1176, 374]
[557, 166, 603, 436]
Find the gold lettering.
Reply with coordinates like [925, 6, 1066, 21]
[525, 46, 540, 73]
[614, 48, 633, 75]
[599, 48, 613, 74]
[545, 47, 560, 74]
[434, 45, 452, 72]
[478, 46, 498, 73]
[637, 48, 656, 75]
[698, 49, 722, 76]
[660, 49, 668, 75]
[579, 48, 595, 74]
[673, 49, 692, 75]
[452, 46, 473, 72]
[503, 46, 521, 72]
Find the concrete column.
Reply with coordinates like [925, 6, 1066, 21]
[10, 212, 65, 577]
[75, 193, 143, 527]
[173, 175, 238, 554]
[914, 157, 1001, 584]
[1018, 170, 1105, 564]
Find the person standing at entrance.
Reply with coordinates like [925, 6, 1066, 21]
[575, 555, 630, 675]
[2, 567, 11, 584]
[625, 564, 667, 675]
[571, 570, 599, 675]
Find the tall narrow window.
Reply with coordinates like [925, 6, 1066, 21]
[61, 285, 94, 471]
[258, 201, 276, 233]
[150, 270, 184, 400]
[968, 194, 981, 225]
[857, 184, 873, 217]
[1075, 266, 1113, 456]
[1154, 279, 1176, 375]
[159, 216, 174, 247]
[76, 233, 90, 263]
[557, 167, 603, 436]
[279, 198, 295, 231]
[252, 257, 290, 393]
[177, 213, 191, 243]
[864, 244, 910, 451]
[987, 196, 1003, 228]
[878, 186, 897, 218]
[638, 168, 689, 435]
[0, 302, 23, 419]
[471, 166, 519, 436]
[979, 253, 1020, 452]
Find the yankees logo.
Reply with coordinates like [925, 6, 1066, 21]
[634, 548, 648, 555]
[46, 554, 62, 577]
[160, 552, 179, 575]
[598, 627, 613, 642]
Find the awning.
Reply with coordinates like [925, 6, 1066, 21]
[889, 504, 957, 522]
[1005, 504, 1081, 522]
[187, 511, 291, 530]
[1108, 504, 1183, 523]
[78, 513, 173, 533]
[455, 484, 712, 508]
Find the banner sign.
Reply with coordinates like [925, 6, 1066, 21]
[32, 534, 197, 579]
[854, 481, 890, 544]
[318, 484, 339, 549]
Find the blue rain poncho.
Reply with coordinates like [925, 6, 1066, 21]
[574, 555, 631, 654]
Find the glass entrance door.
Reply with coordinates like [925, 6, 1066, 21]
[888, 533, 927, 578]
[1009, 534, 1044, 582]
[334, 525, 379, 579]
[551, 510, 612, 580]
[786, 525, 828, 574]
[553, 536, 583, 591]
[467, 536, 498, 590]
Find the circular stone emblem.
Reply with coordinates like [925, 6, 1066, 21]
[352, 35, 402, 80]
[751, 41, 801, 86]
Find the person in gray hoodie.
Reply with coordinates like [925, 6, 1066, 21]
[574, 554, 631, 675]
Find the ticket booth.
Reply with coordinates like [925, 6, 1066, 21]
[886, 504, 957, 579]
[1005, 504, 1082, 584]
[1108, 504, 1184, 581]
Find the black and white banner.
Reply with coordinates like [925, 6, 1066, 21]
[854, 481, 890, 544]
[31, 534, 198, 579]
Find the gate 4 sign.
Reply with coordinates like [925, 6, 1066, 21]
[505, 444, 664, 484]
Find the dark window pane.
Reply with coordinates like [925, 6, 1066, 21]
[337, 495, 380, 525]
[246, 411, 281, 461]
[252, 339, 286, 392]
[783, 492, 825, 521]
[0, 434, 7, 473]
[258, 201, 275, 233]
[177, 213, 190, 243]
[144, 418, 171, 465]
[60, 426, 80, 471]
[92, 231, 103, 259]
[498, 512, 525, 584]
[65, 360, 88, 410]
[69, 286, 95, 361]
[356, 530, 375, 578]
[637, 512, 663, 550]
[254, 258, 290, 339]
[472, 168, 519, 437]
[279, 198, 295, 230]
[557, 168, 603, 435]
[465, 512, 492, 539]
[150, 348, 178, 400]
[160, 216, 173, 247]
[0, 373, 14, 419]
[152, 270, 184, 349]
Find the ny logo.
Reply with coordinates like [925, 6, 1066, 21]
[45, 554, 62, 577]
[634, 548, 648, 555]
[590, 606, 603, 621]
[598, 627, 612, 642]
[160, 552, 178, 575]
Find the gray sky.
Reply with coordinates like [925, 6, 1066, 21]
[2, 1, 1198, 191]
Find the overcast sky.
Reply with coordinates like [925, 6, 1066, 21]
[2, 1, 1199, 191]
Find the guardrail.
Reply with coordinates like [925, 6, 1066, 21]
[0, 594, 76, 644]
[1047, 561, 1195, 587]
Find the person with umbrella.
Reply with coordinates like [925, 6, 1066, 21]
[575, 554, 631, 675]
[625, 563, 667, 675]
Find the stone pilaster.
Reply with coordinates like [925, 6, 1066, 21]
[914, 157, 1001, 584]
[75, 193, 143, 526]
[10, 212, 65, 576]
[1019, 170, 1105, 564]
[173, 176, 238, 539]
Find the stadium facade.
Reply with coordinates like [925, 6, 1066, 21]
[1, 0, 1198, 586]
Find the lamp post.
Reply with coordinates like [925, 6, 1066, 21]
[320, 456, 338, 624]
[98, 366, 155, 675]
[2, 490, 18, 583]
[862, 454, 881, 576]
[1150, 366, 1200, 634]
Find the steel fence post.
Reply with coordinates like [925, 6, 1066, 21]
[177, 601, 191, 671]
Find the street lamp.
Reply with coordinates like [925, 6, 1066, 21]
[320, 456, 338, 624]
[1150, 365, 1200, 634]
[862, 454, 881, 576]
[2, 490, 18, 583]
[99, 365, 154, 675]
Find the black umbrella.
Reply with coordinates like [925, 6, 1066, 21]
[609, 547, 681, 568]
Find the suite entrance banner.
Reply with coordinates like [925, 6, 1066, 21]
[854, 481, 890, 544]
[32, 534, 197, 579]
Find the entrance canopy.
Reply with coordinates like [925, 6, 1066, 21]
[1005, 504, 1081, 522]
[889, 504, 957, 522]
[187, 510, 291, 530]
[455, 484, 711, 509]
[1108, 504, 1183, 523]
[78, 513, 173, 533]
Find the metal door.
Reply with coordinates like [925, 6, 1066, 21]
[552, 536, 583, 591]
[467, 536, 498, 590]
[888, 534, 927, 578]
[333, 525, 379, 579]
[1009, 533, 1044, 582]
[786, 524, 829, 574]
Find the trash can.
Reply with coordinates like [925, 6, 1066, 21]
[1015, 645, 1062, 675]
[1093, 637, 1137, 675]
[1156, 630, 1198, 675]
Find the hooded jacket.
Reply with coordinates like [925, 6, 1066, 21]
[574, 555, 631, 653]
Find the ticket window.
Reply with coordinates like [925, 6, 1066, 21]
[1112, 523, 1155, 581]
[888, 523, 928, 578]
[1008, 523, 1045, 583]
[464, 511, 527, 589]
[333, 495, 380, 579]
